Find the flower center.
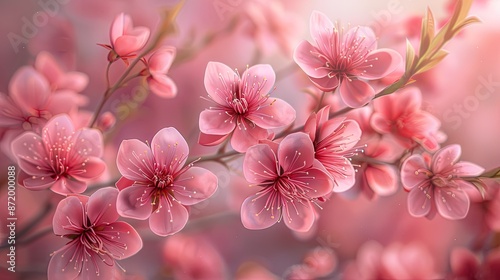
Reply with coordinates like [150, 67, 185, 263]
[231, 98, 249, 115]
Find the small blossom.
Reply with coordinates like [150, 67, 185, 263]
[199, 62, 296, 152]
[241, 132, 333, 232]
[100, 13, 150, 63]
[294, 11, 401, 108]
[116, 127, 218, 236]
[370, 87, 443, 152]
[144, 46, 177, 98]
[401, 144, 484, 220]
[11, 114, 106, 195]
[48, 187, 143, 280]
[304, 105, 362, 192]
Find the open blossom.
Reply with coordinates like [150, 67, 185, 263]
[11, 114, 106, 195]
[100, 13, 150, 63]
[241, 132, 333, 232]
[48, 187, 142, 280]
[304, 106, 362, 192]
[199, 62, 296, 153]
[144, 46, 177, 98]
[370, 87, 443, 152]
[401, 144, 484, 220]
[116, 127, 218, 236]
[294, 11, 401, 108]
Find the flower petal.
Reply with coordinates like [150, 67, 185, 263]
[407, 184, 433, 218]
[151, 127, 189, 170]
[290, 165, 333, 197]
[11, 132, 51, 176]
[431, 144, 461, 174]
[278, 132, 315, 173]
[9, 66, 50, 114]
[359, 49, 402, 80]
[241, 193, 279, 230]
[434, 187, 470, 220]
[52, 196, 85, 236]
[365, 164, 399, 196]
[231, 121, 269, 153]
[453, 161, 485, 177]
[87, 187, 119, 225]
[68, 156, 106, 181]
[110, 13, 128, 43]
[204, 61, 235, 105]
[198, 132, 229, 146]
[199, 109, 236, 135]
[149, 196, 188, 236]
[42, 114, 76, 144]
[309, 10, 334, 46]
[116, 176, 134, 191]
[401, 154, 429, 190]
[100, 221, 143, 259]
[247, 98, 296, 129]
[116, 184, 152, 220]
[48, 242, 84, 280]
[51, 177, 87, 195]
[294, 41, 329, 79]
[114, 31, 149, 56]
[343, 26, 377, 53]
[241, 64, 276, 97]
[148, 75, 177, 98]
[22, 173, 56, 190]
[148, 46, 176, 74]
[173, 167, 218, 205]
[339, 79, 375, 108]
[283, 200, 315, 232]
[243, 144, 278, 184]
[116, 139, 155, 182]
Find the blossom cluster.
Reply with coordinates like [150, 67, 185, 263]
[1, 0, 499, 279]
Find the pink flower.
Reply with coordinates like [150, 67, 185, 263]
[48, 187, 142, 280]
[294, 11, 401, 108]
[449, 247, 500, 279]
[116, 127, 218, 236]
[199, 62, 296, 152]
[241, 132, 333, 232]
[163, 234, 227, 279]
[144, 46, 177, 98]
[101, 13, 150, 63]
[304, 106, 362, 192]
[401, 144, 484, 220]
[11, 114, 106, 195]
[35, 51, 89, 94]
[370, 87, 443, 152]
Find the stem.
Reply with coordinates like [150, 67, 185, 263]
[315, 91, 327, 113]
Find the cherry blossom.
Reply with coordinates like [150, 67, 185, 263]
[294, 11, 401, 107]
[116, 127, 218, 236]
[144, 46, 177, 98]
[199, 62, 296, 152]
[401, 144, 484, 220]
[304, 106, 362, 192]
[48, 187, 142, 280]
[241, 132, 333, 232]
[11, 114, 106, 195]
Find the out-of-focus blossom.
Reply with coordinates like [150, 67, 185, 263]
[95, 111, 117, 132]
[144, 46, 177, 98]
[401, 144, 484, 220]
[241, 132, 333, 232]
[342, 241, 442, 279]
[116, 127, 218, 236]
[35, 51, 89, 94]
[486, 188, 500, 231]
[304, 105, 362, 192]
[199, 62, 296, 152]
[294, 11, 401, 108]
[449, 247, 500, 280]
[371, 87, 443, 152]
[238, 0, 300, 56]
[284, 246, 337, 279]
[163, 233, 227, 279]
[48, 187, 142, 280]
[101, 13, 150, 63]
[11, 114, 106, 195]
[236, 262, 279, 280]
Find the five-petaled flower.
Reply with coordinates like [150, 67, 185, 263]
[199, 62, 296, 153]
[116, 127, 218, 236]
[48, 187, 143, 280]
[304, 105, 362, 192]
[401, 144, 484, 220]
[11, 114, 106, 195]
[294, 11, 401, 108]
[241, 132, 333, 232]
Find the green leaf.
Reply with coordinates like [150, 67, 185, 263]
[416, 49, 448, 74]
[405, 39, 417, 73]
